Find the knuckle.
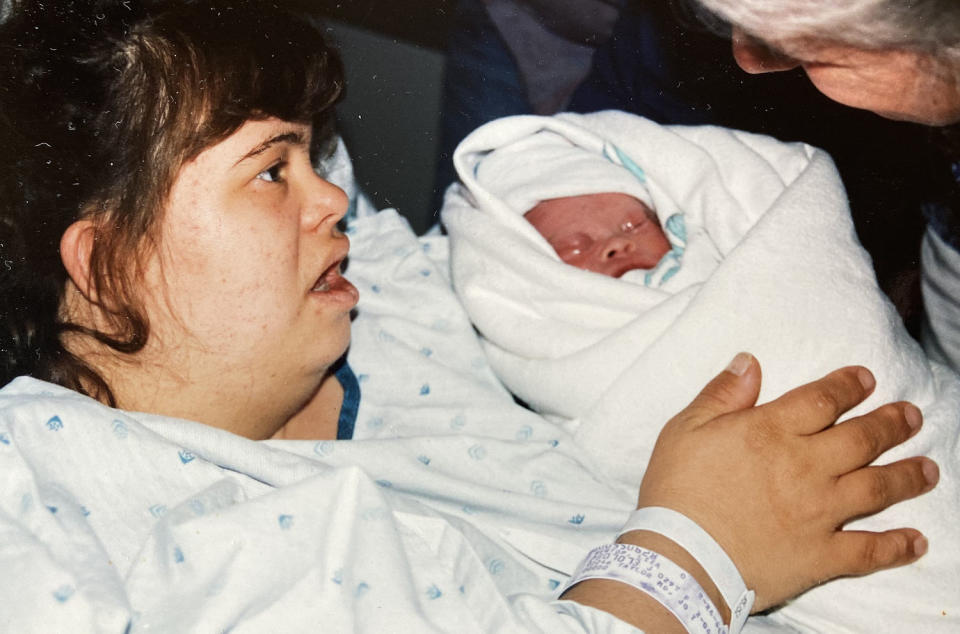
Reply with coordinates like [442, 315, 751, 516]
[699, 379, 742, 411]
[849, 419, 884, 457]
[813, 387, 844, 417]
[850, 538, 887, 573]
[823, 366, 870, 407]
[865, 470, 893, 505]
[863, 533, 907, 569]
[856, 538, 882, 570]
[842, 531, 912, 577]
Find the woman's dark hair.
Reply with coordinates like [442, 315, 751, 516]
[0, 0, 344, 402]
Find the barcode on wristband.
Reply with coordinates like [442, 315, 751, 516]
[565, 543, 728, 634]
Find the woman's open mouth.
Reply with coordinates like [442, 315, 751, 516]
[312, 258, 343, 292]
[310, 258, 359, 305]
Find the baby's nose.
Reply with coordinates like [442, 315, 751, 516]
[600, 233, 635, 260]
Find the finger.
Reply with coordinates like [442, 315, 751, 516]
[825, 528, 928, 579]
[673, 352, 761, 430]
[816, 402, 922, 474]
[761, 365, 875, 436]
[834, 457, 939, 522]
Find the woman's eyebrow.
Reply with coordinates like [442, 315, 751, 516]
[234, 131, 308, 165]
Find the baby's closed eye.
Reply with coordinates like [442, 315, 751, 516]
[553, 233, 592, 259]
[620, 213, 652, 233]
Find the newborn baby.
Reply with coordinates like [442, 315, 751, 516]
[442, 111, 960, 634]
[461, 123, 697, 289]
[525, 192, 671, 278]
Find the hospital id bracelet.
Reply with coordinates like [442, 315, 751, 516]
[620, 507, 755, 634]
[561, 542, 728, 634]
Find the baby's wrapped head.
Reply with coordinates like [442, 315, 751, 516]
[476, 131, 670, 277]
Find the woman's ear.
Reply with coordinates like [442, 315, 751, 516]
[60, 219, 99, 303]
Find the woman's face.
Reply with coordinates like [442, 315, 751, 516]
[731, 28, 960, 126]
[133, 118, 358, 435]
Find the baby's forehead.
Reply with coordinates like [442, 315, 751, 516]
[526, 192, 650, 219]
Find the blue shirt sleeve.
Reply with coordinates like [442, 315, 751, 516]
[333, 358, 360, 440]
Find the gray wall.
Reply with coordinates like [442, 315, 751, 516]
[326, 20, 446, 234]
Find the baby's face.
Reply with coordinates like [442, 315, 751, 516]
[525, 193, 671, 278]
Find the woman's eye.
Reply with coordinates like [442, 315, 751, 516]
[256, 162, 285, 183]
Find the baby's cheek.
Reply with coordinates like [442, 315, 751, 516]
[557, 249, 586, 268]
[565, 253, 601, 275]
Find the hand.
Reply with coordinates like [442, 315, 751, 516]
[635, 353, 939, 611]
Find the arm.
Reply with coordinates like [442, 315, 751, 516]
[564, 353, 936, 630]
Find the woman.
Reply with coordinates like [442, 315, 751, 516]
[693, 0, 960, 372]
[0, 1, 936, 631]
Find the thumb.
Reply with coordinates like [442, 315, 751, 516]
[678, 353, 762, 429]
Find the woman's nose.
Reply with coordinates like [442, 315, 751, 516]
[302, 174, 349, 232]
[731, 28, 800, 74]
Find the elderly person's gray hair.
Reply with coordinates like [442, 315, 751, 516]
[694, 0, 960, 67]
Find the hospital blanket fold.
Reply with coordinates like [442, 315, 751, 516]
[443, 112, 960, 633]
[0, 374, 639, 634]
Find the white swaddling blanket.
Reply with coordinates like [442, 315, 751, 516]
[443, 112, 960, 633]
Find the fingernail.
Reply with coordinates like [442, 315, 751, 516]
[856, 368, 875, 392]
[725, 352, 753, 376]
[913, 536, 928, 557]
[922, 460, 940, 487]
[904, 404, 922, 433]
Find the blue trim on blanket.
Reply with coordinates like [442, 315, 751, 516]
[643, 214, 686, 287]
[333, 358, 360, 440]
[603, 143, 647, 184]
